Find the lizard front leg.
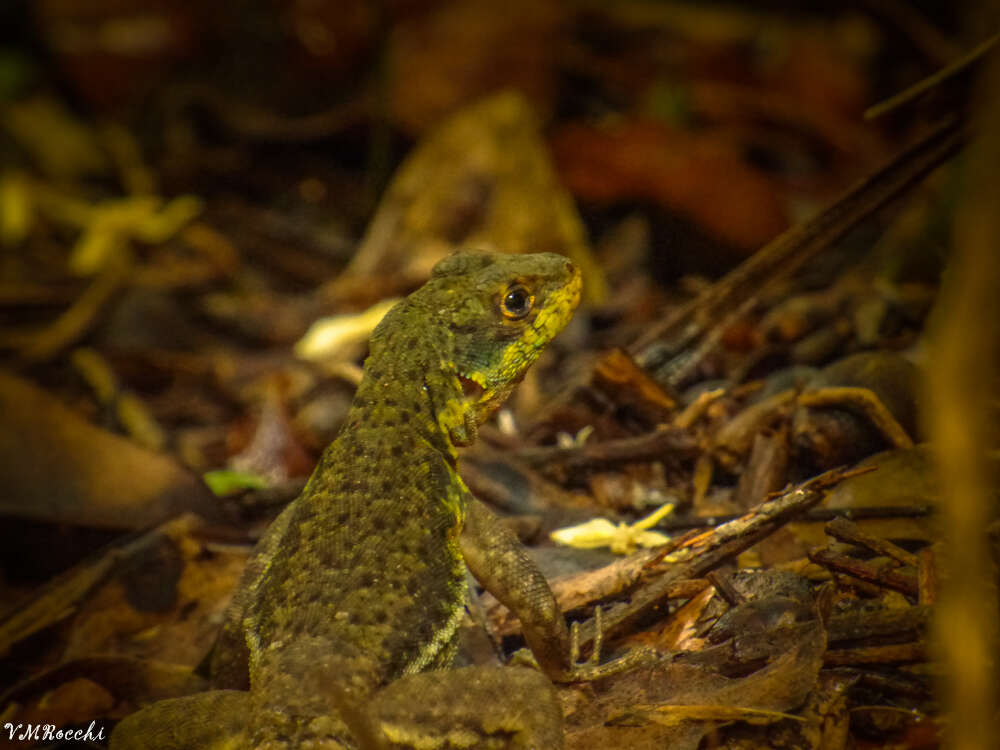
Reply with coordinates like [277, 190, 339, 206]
[459, 495, 649, 682]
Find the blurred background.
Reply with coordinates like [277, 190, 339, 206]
[1, 1, 999, 748]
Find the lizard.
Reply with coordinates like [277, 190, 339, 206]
[110, 250, 637, 750]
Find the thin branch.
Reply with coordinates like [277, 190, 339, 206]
[629, 117, 965, 388]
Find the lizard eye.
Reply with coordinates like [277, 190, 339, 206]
[501, 284, 534, 319]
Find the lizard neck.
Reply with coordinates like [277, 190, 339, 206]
[347, 321, 469, 461]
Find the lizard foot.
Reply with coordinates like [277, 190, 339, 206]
[562, 606, 657, 682]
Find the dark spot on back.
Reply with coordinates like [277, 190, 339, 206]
[405, 576, 423, 598]
[416, 616, 435, 641]
[318, 545, 339, 568]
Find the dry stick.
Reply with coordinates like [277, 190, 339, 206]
[808, 548, 919, 598]
[865, 32, 1000, 120]
[824, 517, 920, 568]
[705, 571, 744, 607]
[628, 117, 965, 389]
[486, 574, 709, 638]
[654, 505, 933, 533]
[826, 604, 931, 643]
[666, 294, 760, 388]
[918, 547, 937, 606]
[573, 467, 864, 651]
[512, 426, 699, 470]
[843, 669, 931, 700]
[797, 386, 915, 450]
[823, 642, 926, 667]
[672, 386, 725, 429]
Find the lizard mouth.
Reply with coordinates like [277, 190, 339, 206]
[458, 373, 485, 402]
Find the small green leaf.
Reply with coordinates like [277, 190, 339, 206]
[203, 469, 269, 496]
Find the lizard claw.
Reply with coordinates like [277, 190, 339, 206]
[568, 604, 603, 668]
[562, 605, 655, 682]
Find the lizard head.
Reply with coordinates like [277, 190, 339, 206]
[427, 250, 582, 428]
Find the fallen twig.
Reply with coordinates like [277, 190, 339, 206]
[573, 467, 868, 651]
[824, 517, 920, 568]
[513, 426, 699, 471]
[629, 117, 965, 388]
[808, 548, 918, 598]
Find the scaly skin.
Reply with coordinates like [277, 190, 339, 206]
[111, 252, 584, 749]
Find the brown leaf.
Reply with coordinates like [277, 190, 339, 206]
[386, 0, 564, 135]
[566, 619, 826, 750]
[0, 371, 227, 529]
[551, 119, 789, 251]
